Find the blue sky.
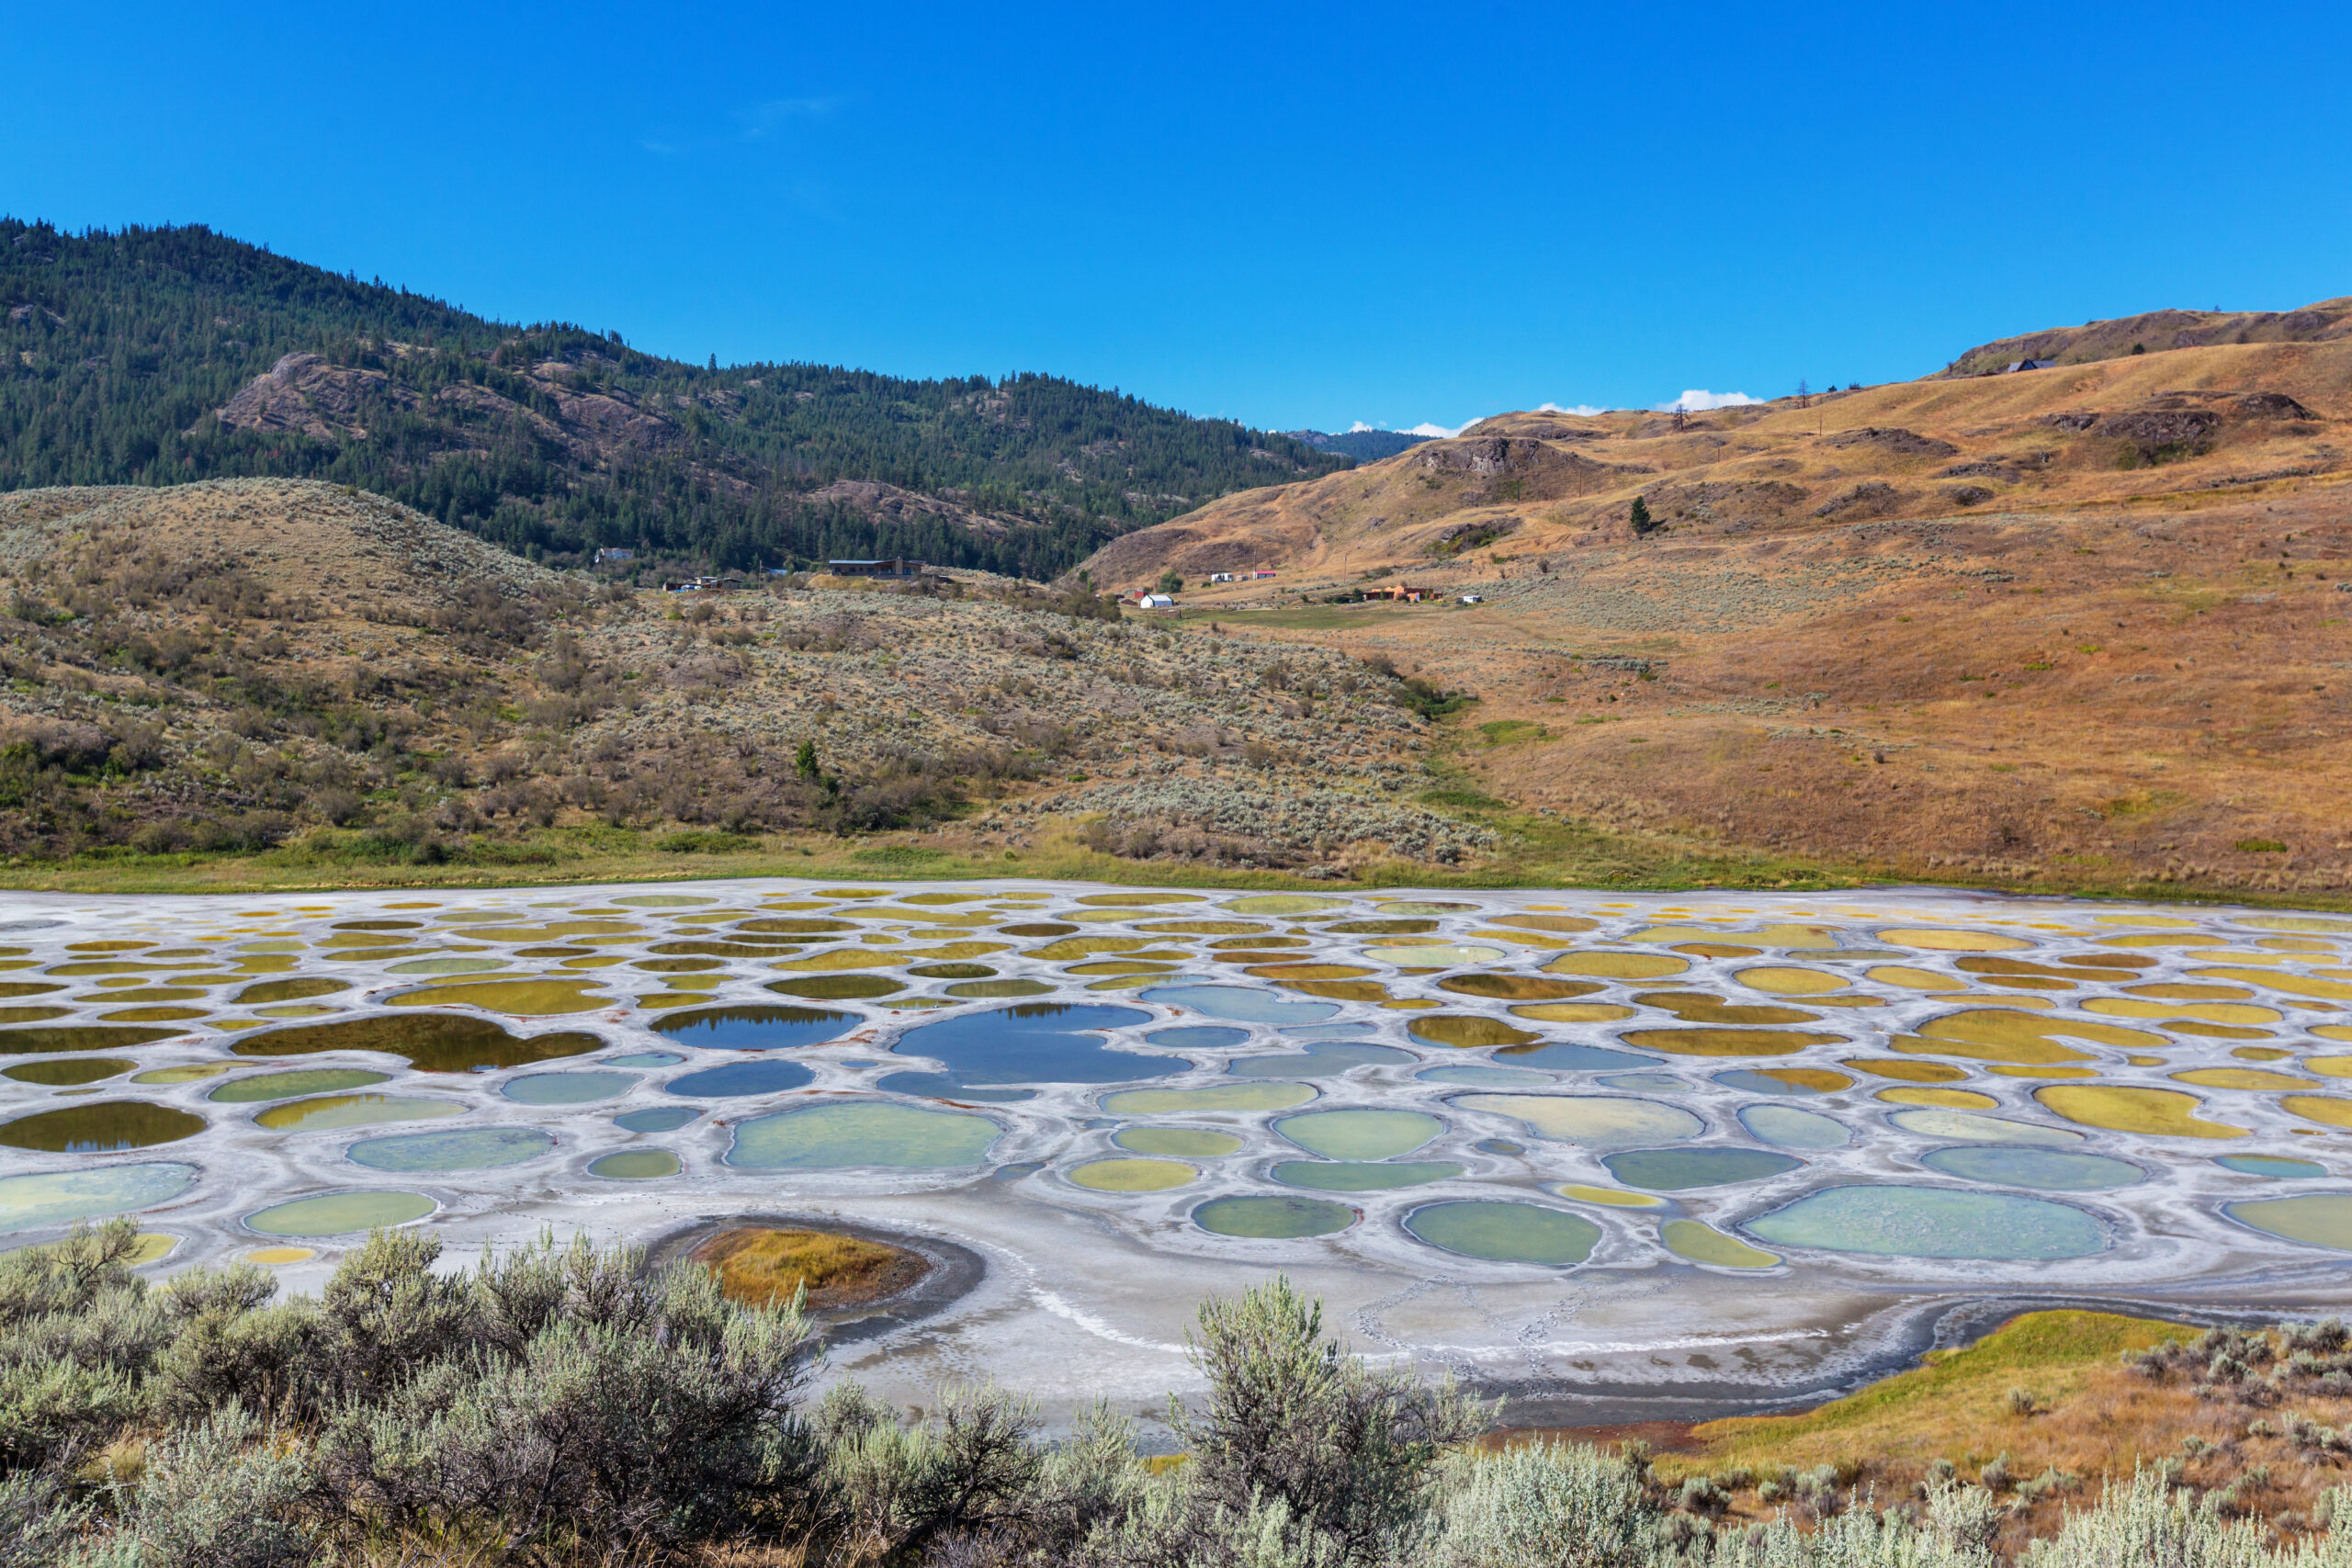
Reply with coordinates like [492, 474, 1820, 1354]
[9, 2, 2348, 434]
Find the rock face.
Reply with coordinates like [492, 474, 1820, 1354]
[1822, 427, 1960, 459]
[213, 353, 416, 439]
[804, 479, 1019, 540]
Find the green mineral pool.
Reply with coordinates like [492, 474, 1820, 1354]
[1661, 1220, 1780, 1269]
[232, 1014, 601, 1072]
[254, 1094, 465, 1133]
[209, 1068, 391, 1103]
[589, 1149, 681, 1179]
[728, 1101, 1001, 1168]
[1193, 1194, 1356, 1238]
[2218, 1155, 2327, 1178]
[1600, 1147, 1804, 1190]
[388, 977, 609, 1015]
[1113, 1126, 1244, 1157]
[129, 1063, 234, 1085]
[1737, 1104, 1850, 1149]
[0, 1101, 206, 1152]
[1404, 1201, 1600, 1266]
[246, 1190, 436, 1236]
[0, 1163, 197, 1233]
[3, 1056, 134, 1087]
[1452, 1094, 1702, 1149]
[347, 1127, 556, 1172]
[1745, 1185, 2108, 1259]
[232, 976, 351, 1006]
[1273, 1109, 1442, 1161]
[1067, 1157, 1196, 1191]
[2225, 1194, 2352, 1250]
[1273, 1161, 1463, 1191]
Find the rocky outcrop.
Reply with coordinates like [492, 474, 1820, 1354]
[212, 352, 416, 439]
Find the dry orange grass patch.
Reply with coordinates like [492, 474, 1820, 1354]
[1653, 1311, 2352, 1546]
[695, 1226, 913, 1309]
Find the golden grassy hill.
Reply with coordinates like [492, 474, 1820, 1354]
[1071, 323, 2352, 898]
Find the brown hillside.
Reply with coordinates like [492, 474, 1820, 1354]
[1939, 297, 2352, 378]
[1072, 331, 2352, 896]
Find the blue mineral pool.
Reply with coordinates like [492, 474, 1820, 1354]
[2218, 1155, 2328, 1178]
[1746, 1185, 2109, 1259]
[1601, 1147, 1804, 1190]
[1139, 985, 1340, 1025]
[876, 1072, 1036, 1103]
[1229, 1042, 1414, 1078]
[1600, 1071, 1689, 1093]
[1272, 1160, 1463, 1191]
[503, 1070, 639, 1105]
[891, 1003, 1160, 1086]
[668, 1060, 817, 1098]
[727, 1101, 1001, 1168]
[1145, 1026, 1250, 1051]
[1738, 1104, 1850, 1149]
[1418, 1065, 1555, 1088]
[614, 1106, 700, 1134]
[1496, 1042, 1662, 1073]
[347, 1126, 557, 1172]
[602, 1051, 684, 1068]
[1193, 1194, 1355, 1238]
[1920, 1145, 2145, 1191]
[1283, 1022, 1378, 1039]
[0, 1162, 196, 1234]
[1404, 1201, 1601, 1266]
[648, 1004, 857, 1051]
[1714, 1068, 1828, 1097]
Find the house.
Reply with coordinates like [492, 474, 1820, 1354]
[827, 558, 925, 579]
[1207, 571, 1236, 583]
[1249, 569, 1277, 580]
[1137, 592, 1177, 609]
[1363, 583, 1423, 603]
[662, 575, 741, 592]
[2002, 358, 2059, 374]
[593, 547, 636, 565]
[1457, 592, 1484, 604]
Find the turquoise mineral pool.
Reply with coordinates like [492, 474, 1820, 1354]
[1404, 1201, 1601, 1266]
[1283, 1022, 1378, 1040]
[1453, 1094, 1702, 1148]
[1114, 1126, 1243, 1157]
[1745, 1185, 2108, 1259]
[1146, 1026, 1250, 1050]
[2225, 1194, 2352, 1250]
[1193, 1194, 1355, 1238]
[0, 1162, 196, 1233]
[347, 1127, 556, 1172]
[1139, 985, 1340, 1026]
[503, 1070, 640, 1105]
[668, 1061, 817, 1098]
[2218, 1155, 2327, 1178]
[1888, 1108, 2082, 1147]
[614, 1106, 700, 1134]
[1738, 1104, 1851, 1149]
[1272, 1160, 1463, 1191]
[246, 1190, 436, 1236]
[728, 1101, 1001, 1168]
[589, 1149, 680, 1179]
[0, 1101, 205, 1153]
[1601, 1147, 1804, 1190]
[1274, 1109, 1442, 1160]
[876, 1072, 1036, 1103]
[890, 1003, 1159, 1086]
[1600, 1071, 1689, 1093]
[1230, 1042, 1413, 1078]
[602, 1052, 684, 1068]
[1921, 1145, 2145, 1191]
[210, 1068, 391, 1103]
[649, 1005, 856, 1050]
[1418, 1065, 1555, 1088]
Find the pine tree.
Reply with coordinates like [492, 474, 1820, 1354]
[795, 739, 821, 782]
[1628, 497, 1657, 536]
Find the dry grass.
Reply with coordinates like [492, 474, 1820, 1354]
[1649, 1311, 2352, 1547]
[695, 1228, 913, 1310]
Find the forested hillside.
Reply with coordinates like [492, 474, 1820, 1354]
[0, 220, 1348, 577]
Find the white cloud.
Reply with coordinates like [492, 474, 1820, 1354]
[1537, 400, 1610, 417]
[1346, 421, 1381, 433]
[1653, 389, 1763, 412]
[1405, 418, 1484, 438]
